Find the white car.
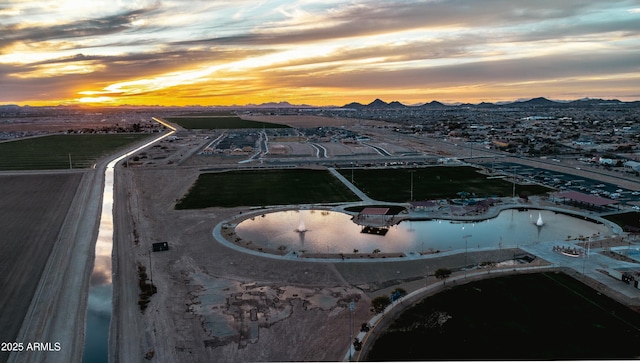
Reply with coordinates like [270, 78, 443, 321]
[632, 206, 640, 210]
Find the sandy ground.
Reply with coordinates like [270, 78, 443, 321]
[105, 117, 640, 362]
[0, 172, 82, 363]
[112, 166, 374, 361]
[242, 114, 394, 129]
[107, 164, 554, 362]
[7, 166, 104, 363]
[7, 113, 638, 362]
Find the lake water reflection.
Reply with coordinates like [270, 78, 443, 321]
[235, 209, 612, 255]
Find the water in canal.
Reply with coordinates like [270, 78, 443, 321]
[82, 160, 115, 363]
[82, 131, 174, 362]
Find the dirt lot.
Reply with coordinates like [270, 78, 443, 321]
[113, 166, 374, 361]
[242, 114, 393, 129]
[108, 165, 548, 362]
[0, 172, 82, 363]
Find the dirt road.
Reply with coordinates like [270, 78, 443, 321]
[0, 173, 82, 363]
[7, 166, 104, 363]
[110, 166, 145, 362]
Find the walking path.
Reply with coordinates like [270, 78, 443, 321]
[208, 164, 640, 361]
[346, 237, 640, 361]
[328, 167, 373, 203]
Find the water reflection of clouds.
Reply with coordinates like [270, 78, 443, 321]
[236, 209, 612, 254]
[84, 131, 176, 361]
[87, 284, 112, 317]
[91, 197, 114, 287]
[90, 255, 113, 286]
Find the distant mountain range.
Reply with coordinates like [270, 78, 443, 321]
[340, 97, 639, 109]
[1, 97, 638, 110]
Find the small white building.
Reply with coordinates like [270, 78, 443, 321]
[624, 160, 640, 172]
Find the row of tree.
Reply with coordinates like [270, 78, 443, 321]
[370, 268, 453, 313]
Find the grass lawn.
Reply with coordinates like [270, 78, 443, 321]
[603, 211, 640, 232]
[339, 166, 553, 202]
[367, 272, 640, 360]
[175, 169, 359, 208]
[0, 133, 153, 170]
[166, 116, 289, 130]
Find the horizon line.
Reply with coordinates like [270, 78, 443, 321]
[2, 95, 639, 109]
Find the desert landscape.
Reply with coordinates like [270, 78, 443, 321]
[111, 164, 542, 362]
[4, 2, 640, 361]
[0, 172, 81, 362]
[3, 110, 640, 362]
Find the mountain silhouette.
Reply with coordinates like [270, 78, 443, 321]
[339, 97, 637, 109]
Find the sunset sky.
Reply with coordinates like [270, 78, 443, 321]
[1, 0, 639, 106]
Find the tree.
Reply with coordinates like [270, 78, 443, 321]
[434, 268, 452, 285]
[480, 261, 497, 274]
[371, 295, 392, 314]
[353, 338, 362, 351]
[390, 287, 407, 302]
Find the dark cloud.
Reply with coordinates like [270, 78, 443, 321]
[173, 0, 616, 47]
[0, 71, 88, 101]
[2, 0, 639, 104]
[0, 6, 158, 51]
[266, 49, 640, 89]
[0, 46, 270, 102]
[502, 17, 640, 44]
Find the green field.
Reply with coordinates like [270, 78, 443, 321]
[367, 272, 640, 360]
[339, 166, 553, 202]
[166, 116, 290, 130]
[0, 134, 152, 170]
[175, 169, 359, 209]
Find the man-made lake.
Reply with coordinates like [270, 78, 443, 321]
[365, 272, 640, 360]
[235, 209, 612, 255]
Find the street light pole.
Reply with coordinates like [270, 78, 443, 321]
[511, 166, 516, 198]
[410, 170, 414, 201]
[463, 234, 472, 278]
[349, 301, 355, 361]
[425, 266, 429, 286]
[149, 248, 153, 284]
[409, 170, 417, 202]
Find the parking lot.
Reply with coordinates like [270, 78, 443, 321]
[481, 160, 640, 208]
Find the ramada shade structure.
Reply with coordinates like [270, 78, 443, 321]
[555, 191, 618, 207]
[359, 207, 391, 216]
